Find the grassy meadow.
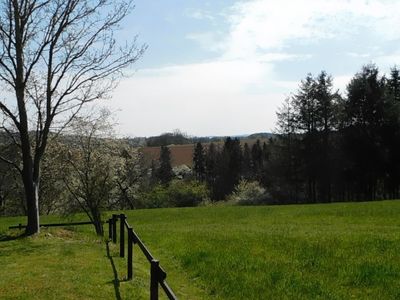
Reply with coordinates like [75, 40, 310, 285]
[1, 200, 400, 299]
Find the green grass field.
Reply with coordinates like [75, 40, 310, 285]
[1, 200, 400, 299]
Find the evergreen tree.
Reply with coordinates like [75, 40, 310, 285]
[242, 143, 252, 180]
[380, 67, 400, 198]
[342, 64, 386, 200]
[314, 71, 339, 202]
[193, 142, 206, 181]
[388, 67, 400, 102]
[205, 143, 219, 200]
[292, 74, 319, 202]
[157, 146, 173, 185]
[260, 142, 270, 186]
[274, 97, 303, 202]
[251, 140, 263, 179]
[214, 137, 243, 200]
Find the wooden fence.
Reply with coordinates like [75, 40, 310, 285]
[108, 213, 178, 300]
[10, 215, 178, 300]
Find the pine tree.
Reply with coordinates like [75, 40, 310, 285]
[251, 140, 263, 180]
[242, 143, 252, 179]
[314, 71, 338, 202]
[274, 97, 303, 202]
[193, 142, 206, 181]
[157, 146, 173, 185]
[205, 143, 218, 200]
[214, 137, 243, 200]
[388, 67, 400, 102]
[342, 64, 386, 200]
[260, 142, 270, 186]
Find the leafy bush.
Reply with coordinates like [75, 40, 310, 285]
[141, 180, 209, 208]
[228, 180, 270, 205]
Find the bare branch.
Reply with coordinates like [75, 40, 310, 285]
[0, 154, 22, 174]
[0, 101, 20, 129]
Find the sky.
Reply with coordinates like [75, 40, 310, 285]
[107, 0, 400, 137]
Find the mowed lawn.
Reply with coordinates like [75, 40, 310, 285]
[1, 200, 400, 299]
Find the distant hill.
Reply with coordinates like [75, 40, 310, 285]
[141, 133, 273, 167]
[125, 131, 274, 148]
[146, 131, 192, 147]
[247, 132, 274, 139]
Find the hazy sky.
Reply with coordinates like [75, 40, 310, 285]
[107, 0, 400, 137]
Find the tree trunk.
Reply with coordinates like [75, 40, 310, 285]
[94, 220, 104, 236]
[24, 169, 40, 235]
[92, 209, 104, 236]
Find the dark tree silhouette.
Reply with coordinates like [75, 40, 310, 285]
[205, 142, 218, 200]
[193, 142, 206, 181]
[342, 65, 386, 200]
[251, 140, 263, 180]
[157, 146, 173, 185]
[213, 137, 242, 200]
[242, 143, 252, 180]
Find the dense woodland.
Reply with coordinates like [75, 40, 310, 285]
[192, 64, 400, 204]
[1, 64, 400, 221]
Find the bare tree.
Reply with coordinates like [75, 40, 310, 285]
[0, 0, 146, 234]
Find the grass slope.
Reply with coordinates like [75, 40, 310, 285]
[1, 200, 400, 299]
[0, 216, 206, 299]
[125, 201, 400, 299]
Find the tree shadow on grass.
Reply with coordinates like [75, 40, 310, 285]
[106, 241, 128, 300]
[0, 231, 27, 243]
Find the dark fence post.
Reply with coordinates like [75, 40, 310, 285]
[119, 214, 126, 257]
[108, 219, 112, 241]
[112, 214, 117, 244]
[127, 227, 133, 280]
[150, 260, 159, 300]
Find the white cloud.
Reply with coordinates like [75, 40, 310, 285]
[222, 0, 400, 60]
[112, 0, 400, 136]
[110, 60, 285, 137]
[346, 52, 371, 58]
[333, 75, 353, 93]
[375, 53, 400, 69]
[185, 32, 225, 53]
[185, 8, 215, 21]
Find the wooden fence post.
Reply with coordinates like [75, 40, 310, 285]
[150, 260, 160, 300]
[127, 227, 133, 280]
[112, 214, 117, 244]
[119, 214, 126, 257]
[108, 219, 112, 241]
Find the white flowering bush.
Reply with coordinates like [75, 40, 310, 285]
[229, 180, 269, 205]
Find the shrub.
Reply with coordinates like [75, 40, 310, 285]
[141, 180, 209, 208]
[228, 180, 270, 205]
[141, 185, 171, 208]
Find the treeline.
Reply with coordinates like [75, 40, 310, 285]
[193, 65, 400, 203]
[0, 113, 150, 222]
[146, 130, 192, 147]
[192, 139, 269, 201]
[0, 125, 209, 218]
[2, 64, 400, 217]
[139, 129, 271, 147]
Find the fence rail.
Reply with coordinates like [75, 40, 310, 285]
[9, 215, 178, 300]
[108, 213, 178, 300]
[9, 221, 95, 230]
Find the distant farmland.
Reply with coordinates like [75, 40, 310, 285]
[141, 144, 196, 167]
[141, 138, 269, 167]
